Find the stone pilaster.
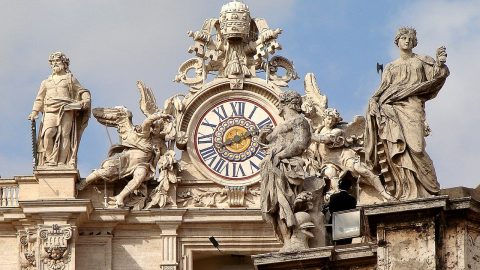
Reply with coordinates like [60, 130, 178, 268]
[17, 224, 76, 270]
[37, 224, 75, 270]
[17, 199, 92, 270]
[160, 225, 178, 270]
[156, 209, 186, 270]
[18, 227, 37, 270]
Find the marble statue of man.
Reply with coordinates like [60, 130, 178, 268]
[259, 90, 313, 251]
[27, 52, 91, 167]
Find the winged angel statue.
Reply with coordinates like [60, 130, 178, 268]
[302, 73, 394, 202]
[76, 82, 183, 208]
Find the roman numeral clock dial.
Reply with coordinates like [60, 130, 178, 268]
[193, 99, 276, 185]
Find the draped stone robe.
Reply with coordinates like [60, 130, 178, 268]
[365, 54, 449, 199]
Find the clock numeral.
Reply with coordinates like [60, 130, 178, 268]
[249, 160, 260, 173]
[213, 158, 229, 176]
[197, 133, 213, 144]
[249, 149, 266, 174]
[201, 119, 217, 130]
[213, 105, 228, 121]
[199, 146, 217, 161]
[257, 117, 273, 130]
[255, 149, 266, 160]
[232, 163, 246, 177]
[230, 101, 245, 117]
[198, 100, 274, 179]
[248, 106, 258, 120]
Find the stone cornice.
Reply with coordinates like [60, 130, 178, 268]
[362, 195, 448, 216]
[18, 199, 93, 224]
[252, 243, 377, 269]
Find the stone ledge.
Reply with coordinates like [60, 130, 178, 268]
[89, 208, 131, 222]
[447, 197, 480, 213]
[19, 199, 93, 215]
[0, 207, 26, 221]
[363, 195, 448, 216]
[182, 208, 263, 223]
[252, 243, 377, 269]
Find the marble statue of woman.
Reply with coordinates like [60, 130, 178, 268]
[365, 27, 449, 200]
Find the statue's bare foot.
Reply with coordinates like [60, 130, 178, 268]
[114, 196, 125, 207]
[106, 196, 125, 208]
[45, 161, 56, 166]
[380, 190, 396, 202]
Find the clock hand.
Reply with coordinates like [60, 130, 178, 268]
[222, 133, 246, 147]
[223, 138, 234, 146]
[222, 129, 259, 147]
[241, 129, 258, 139]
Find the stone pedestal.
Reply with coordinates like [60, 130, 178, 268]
[252, 193, 480, 270]
[34, 168, 79, 199]
[364, 196, 447, 270]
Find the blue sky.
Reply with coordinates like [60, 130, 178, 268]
[1, 0, 479, 189]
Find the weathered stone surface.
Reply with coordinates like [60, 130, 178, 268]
[253, 195, 480, 270]
[76, 81, 181, 209]
[259, 90, 319, 252]
[0, 228, 18, 270]
[365, 27, 449, 200]
[28, 52, 91, 169]
[35, 168, 78, 199]
[1, 2, 478, 270]
[252, 244, 377, 269]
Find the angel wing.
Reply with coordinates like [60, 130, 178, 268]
[137, 80, 159, 117]
[302, 73, 328, 131]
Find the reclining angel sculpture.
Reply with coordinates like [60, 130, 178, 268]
[302, 73, 394, 202]
[76, 81, 180, 208]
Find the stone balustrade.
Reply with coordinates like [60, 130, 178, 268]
[0, 180, 19, 207]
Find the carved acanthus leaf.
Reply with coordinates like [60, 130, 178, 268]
[177, 186, 261, 208]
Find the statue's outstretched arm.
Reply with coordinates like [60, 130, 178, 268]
[140, 112, 172, 134]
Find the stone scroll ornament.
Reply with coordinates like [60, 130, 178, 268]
[365, 27, 449, 200]
[176, 0, 297, 90]
[76, 81, 183, 209]
[19, 229, 37, 270]
[259, 90, 324, 252]
[38, 224, 73, 270]
[28, 52, 91, 168]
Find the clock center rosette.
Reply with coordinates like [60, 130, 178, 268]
[214, 117, 259, 162]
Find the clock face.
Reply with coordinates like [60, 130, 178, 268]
[194, 98, 276, 183]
